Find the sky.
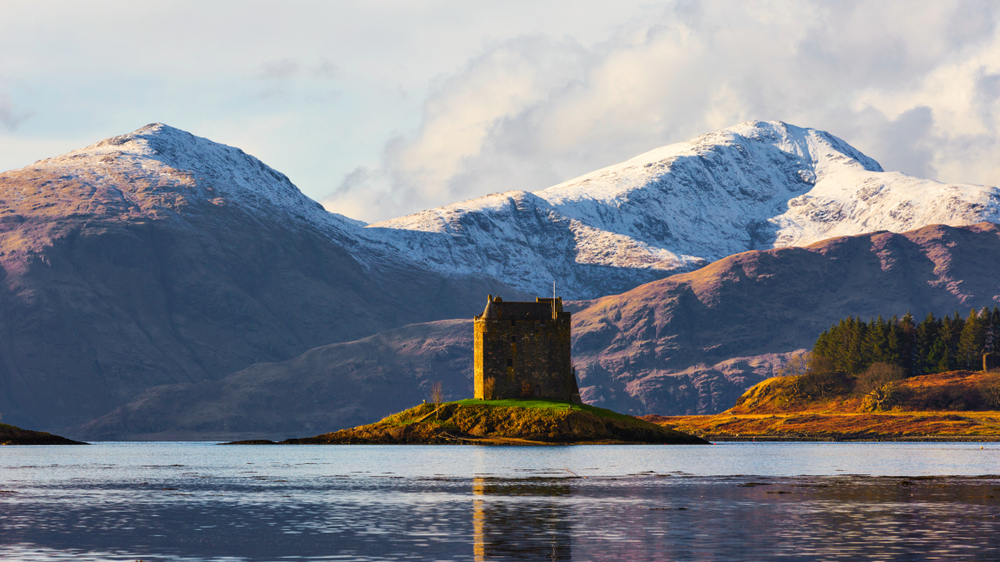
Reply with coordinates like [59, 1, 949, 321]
[1, 0, 999, 224]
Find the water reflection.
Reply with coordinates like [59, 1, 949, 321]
[472, 477, 571, 561]
[3, 444, 1000, 561]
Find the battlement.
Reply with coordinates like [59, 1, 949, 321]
[473, 295, 580, 403]
[476, 295, 566, 321]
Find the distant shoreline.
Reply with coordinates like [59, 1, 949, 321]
[705, 435, 1000, 442]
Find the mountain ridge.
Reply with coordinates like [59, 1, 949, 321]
[11, 120, 998, 301]
[366, 120, 1000, 298]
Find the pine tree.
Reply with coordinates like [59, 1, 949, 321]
[844, 316, 869, 374]
[915, 313, 940, 374]
[957, 308, 986, 369]
[811, 308, 996, 377]
[937, 312, 964, 372]
[898, 312, 916, 376]
[935, 342, 951, 373]
[986, 306, 1000, 355]
[885, 320, 904, 368]
[865, 316, 891, 367]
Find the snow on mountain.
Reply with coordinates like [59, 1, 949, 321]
[12, 121, 998, 301]
[368, 121, 1000, 298]
[19, 123, 363, 235]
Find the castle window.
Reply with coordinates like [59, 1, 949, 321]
[511, 335, 517, 343]
[510, 319, 516, 326]
[507, 358, 513, 367]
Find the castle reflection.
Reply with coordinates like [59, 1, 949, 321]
[472, 477, 572, 561]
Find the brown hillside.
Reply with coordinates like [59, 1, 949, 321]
[725, 370, 997, 415]
[572, 222, 1000, 417]
[646, 370, 1000, 440]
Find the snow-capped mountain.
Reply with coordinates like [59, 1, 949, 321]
[24, 123, 362, 232]
[6, 120, 1000, 435]
[0, 123, 519, 431]
[368, 121, 1000, 298]
[28, 121, 999, 302]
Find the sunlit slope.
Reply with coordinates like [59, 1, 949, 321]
[649, 370, 1000, 440]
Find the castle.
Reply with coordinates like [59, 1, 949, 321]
[474, 295, 582, 403]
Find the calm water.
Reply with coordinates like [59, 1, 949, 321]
[2, 442, 1000, 561]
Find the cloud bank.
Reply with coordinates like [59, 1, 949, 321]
[323, 0, 1000, 223]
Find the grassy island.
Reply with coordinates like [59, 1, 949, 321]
[646, 370, 1000, 441]
[232, 399, 707, 445]
[0, 423, 87, 445]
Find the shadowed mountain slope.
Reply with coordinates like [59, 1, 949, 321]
[76, 222, 1000, 440]
[77, 320, 474, 441]
[0, 125, 522, 431]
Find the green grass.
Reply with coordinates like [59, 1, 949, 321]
[451, 398, 639, 423]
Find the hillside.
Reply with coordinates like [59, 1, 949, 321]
[75, 222, 1000, 440]
[0, 125, 521, 431]
[274, 400, 707, 445]
[571, 222, 1000, 415]
[648, 370, 1000, 440]
[76, 320, 474, 441]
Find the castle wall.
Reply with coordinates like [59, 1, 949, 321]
[474, 297, 578, 402]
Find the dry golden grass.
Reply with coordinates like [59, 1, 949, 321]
[645, 370, 1000, 441]
[655, 411, 1000, 440]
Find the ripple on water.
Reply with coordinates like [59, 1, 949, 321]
[1, 443, 1000, 560]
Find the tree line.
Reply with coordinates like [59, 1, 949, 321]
[811, 306, 1000, 377]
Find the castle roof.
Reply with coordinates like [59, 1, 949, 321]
[477, 295, 564, 321]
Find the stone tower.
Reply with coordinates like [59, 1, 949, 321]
[473, 295, 581, 403]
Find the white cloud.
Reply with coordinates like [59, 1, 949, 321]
[324, 0, 1000, 222]
[2, 1, 998, 223]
